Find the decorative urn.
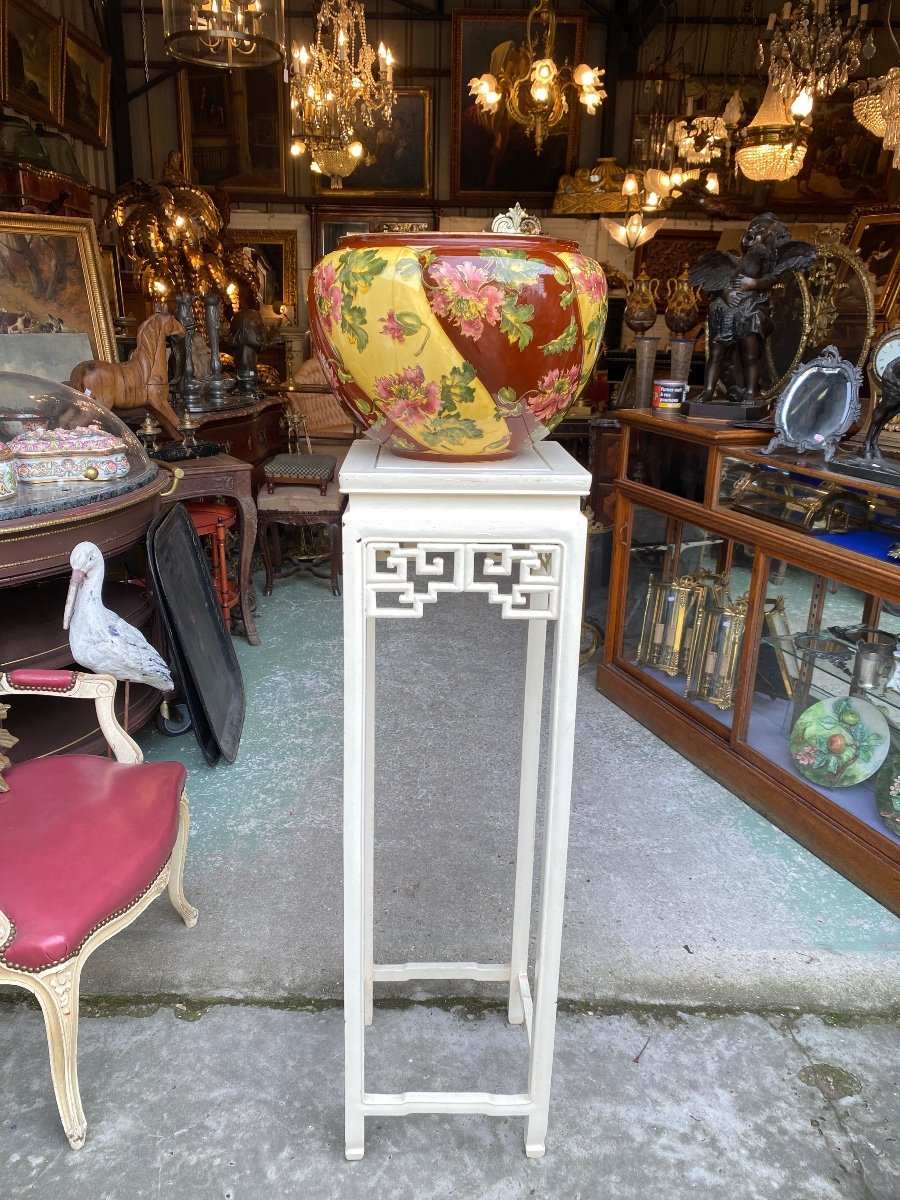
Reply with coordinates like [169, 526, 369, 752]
[308, 231, 607, 460]
[623, 269, 660, 334]
[664, 265, 701, 335]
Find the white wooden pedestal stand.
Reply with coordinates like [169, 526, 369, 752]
[340, 440, 590, 1160]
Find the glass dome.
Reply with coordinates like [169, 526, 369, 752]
[0, 372, 158, 522]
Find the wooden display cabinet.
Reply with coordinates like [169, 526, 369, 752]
[596, 408, 900, 914]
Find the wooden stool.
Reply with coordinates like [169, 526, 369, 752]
[183, 500, 239, 628]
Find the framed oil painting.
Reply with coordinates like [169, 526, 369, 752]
[311, 206, 437, 263]
[1, 0, 61, 126]
[60, 22, 111, 148]
[843, 206, 900, 319]
[232, 229, 297, 310]
[0, 212, 117, 379]
[768, 93, 889, 213]
[178, 62, 288, 197]
[451, 10, 585, 203]
[313, 88, 433, 199]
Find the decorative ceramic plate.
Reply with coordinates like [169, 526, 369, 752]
[874, 752, 900, 837]
[789, 695, 890, 789]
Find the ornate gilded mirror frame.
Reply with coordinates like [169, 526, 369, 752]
[803, 231, 876, 373]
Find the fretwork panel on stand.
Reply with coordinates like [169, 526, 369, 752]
[340, 441, 590, 1160]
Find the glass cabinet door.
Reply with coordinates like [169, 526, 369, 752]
[737, 558, 900, 851]
[618, 504, 756, 732]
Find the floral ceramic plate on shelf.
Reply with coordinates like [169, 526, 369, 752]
[874, 752, 900, 837]
[789, 696, 890, 789]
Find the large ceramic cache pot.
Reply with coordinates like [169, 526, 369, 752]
[308, 232, 607, 461]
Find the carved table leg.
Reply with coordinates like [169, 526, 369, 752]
[234, 491, 261, 645]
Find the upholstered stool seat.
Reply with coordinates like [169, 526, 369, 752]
[263, 452, 337, 495]
[257, 456, 347, 596]
[0, 756, 186, 971]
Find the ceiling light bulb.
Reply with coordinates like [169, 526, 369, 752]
[670, 166, 684, 187]
[790, 88, 814, 120]
[310, 160, 321, 173]
[706, 172, 720, 194]
[348, 141, 363, 158]
[531, 82, 550, 104]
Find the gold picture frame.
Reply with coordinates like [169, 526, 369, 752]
[312, 88, 433, 199]
[0, 212, 117, 373]
[60, 21, 111, 148]
[178, 62, 288, 198]
[1, 0, 62, 126]
[842, 206, 900, 321]
[231, 229, 297, 311]
[450, 10, 586, 203]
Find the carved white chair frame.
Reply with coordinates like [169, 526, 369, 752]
[0, 671, 197, 1149]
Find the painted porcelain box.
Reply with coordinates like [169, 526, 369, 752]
[12, 425, 130, 483]
[0, 372, 157, 521]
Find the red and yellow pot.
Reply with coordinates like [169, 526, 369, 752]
[308, 232, 607, 461]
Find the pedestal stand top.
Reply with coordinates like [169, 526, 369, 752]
[339, 441, 591, 499]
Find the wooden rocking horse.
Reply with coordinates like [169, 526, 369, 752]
[70, 312, 184, 438]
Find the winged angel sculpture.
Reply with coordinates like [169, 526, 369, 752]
[689, 213, 816, 408]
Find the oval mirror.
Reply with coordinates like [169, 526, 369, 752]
[763, 345, 862, 462]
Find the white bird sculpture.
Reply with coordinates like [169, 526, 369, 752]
[64, 541, 174, 692]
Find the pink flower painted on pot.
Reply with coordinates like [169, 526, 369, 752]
[529, 366, 581, 422]
[428, 261, 504, 339]
[380, 310, 406, 341]
[375, 366, 441, 424]
[571, 255, 607, 303]
[313, 261, 343, 331]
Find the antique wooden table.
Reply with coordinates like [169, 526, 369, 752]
[160, 453, 260, 646]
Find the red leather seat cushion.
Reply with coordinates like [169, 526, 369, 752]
[0, 755, 186, 971]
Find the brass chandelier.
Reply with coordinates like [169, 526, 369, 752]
[289, 0, 395, 188]
[162, 0, 284, 68]
[468, 0, 605, 155]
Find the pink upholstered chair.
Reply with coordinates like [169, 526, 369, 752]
[0, 669, 197, 1148]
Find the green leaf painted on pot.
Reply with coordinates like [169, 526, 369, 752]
[342, 303, 369, 350]
[486, 436, 512, 451]
[421, 415, 484, 447]
[496, 385, 520, 415]
[500, 297, 535, 350]
[440, 361, 477, 412]
[481, 249, 544, 288]
[337, 249, 388, 295]
[540, 317, 578, 356]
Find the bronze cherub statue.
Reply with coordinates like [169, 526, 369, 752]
[689, 213, 816, 409]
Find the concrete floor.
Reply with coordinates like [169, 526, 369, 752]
[1, 569, 898, 1196]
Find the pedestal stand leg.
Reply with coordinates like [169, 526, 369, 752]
[508, 593, 548, 1025]
[364, 619, 376, 1028]
[524, 539, 585, 1157]
[343, 525, 368, 1161]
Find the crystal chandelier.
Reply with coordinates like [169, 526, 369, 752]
[670, 114, 728, 166]
[853, 77, 887, 137]
[761, 1, 870, 102]
[468, 0, 605, 155]
[735, 82, 811, 182]
[289, 0, 395, 187]
[162, 0, 284, 68]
